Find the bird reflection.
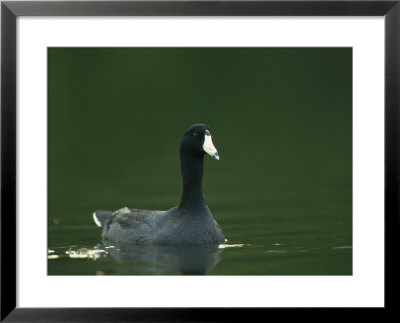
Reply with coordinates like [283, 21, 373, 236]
[63, 243, 224, 275]
[104, 244, 223, 275]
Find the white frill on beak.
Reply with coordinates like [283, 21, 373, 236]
[203, 131, 219, 160]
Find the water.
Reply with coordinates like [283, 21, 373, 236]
[48, 192, 352, 275]
[48, 214, 351, 275]
[48, 48, 352, 275]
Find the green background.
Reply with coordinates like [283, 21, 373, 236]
[48, 48, 352, 275]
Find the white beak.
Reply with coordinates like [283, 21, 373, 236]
[203, 133, 220, 160]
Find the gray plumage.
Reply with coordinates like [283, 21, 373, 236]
[93, 124, 225, 246]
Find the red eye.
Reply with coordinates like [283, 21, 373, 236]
[193, 133, 199, 139]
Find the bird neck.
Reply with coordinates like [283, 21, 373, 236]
[178, 152, 207, 211]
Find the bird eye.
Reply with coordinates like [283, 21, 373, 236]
[193, 133, 199, 139]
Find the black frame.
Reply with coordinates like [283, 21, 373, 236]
[1, 0, 399, 321]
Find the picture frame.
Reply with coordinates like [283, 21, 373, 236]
[1, 0, 398, 320]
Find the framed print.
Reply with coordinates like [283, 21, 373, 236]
[1, 0, 399, 321]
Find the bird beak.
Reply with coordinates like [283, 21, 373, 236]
[203, 131, 220, 160]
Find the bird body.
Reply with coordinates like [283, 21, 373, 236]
[93, 124, 225, 246]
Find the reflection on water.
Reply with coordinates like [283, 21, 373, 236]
[108, 244, 223, 275]
[65, 247, 107, 260]
[47, 224, 352, 275]
[49, 243, 245, 275]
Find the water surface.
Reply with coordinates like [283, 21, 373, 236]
[48, 48, 352, 275]
[48, 198, 352, 275]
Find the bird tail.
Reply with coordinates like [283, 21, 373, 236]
[92, 210, 112, 229]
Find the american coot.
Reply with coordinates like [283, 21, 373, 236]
[93, 124, 225, 246]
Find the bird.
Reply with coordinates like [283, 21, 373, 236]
[93, 124, 225, 246]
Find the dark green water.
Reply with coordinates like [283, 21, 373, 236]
[48, 48, 352, 275]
